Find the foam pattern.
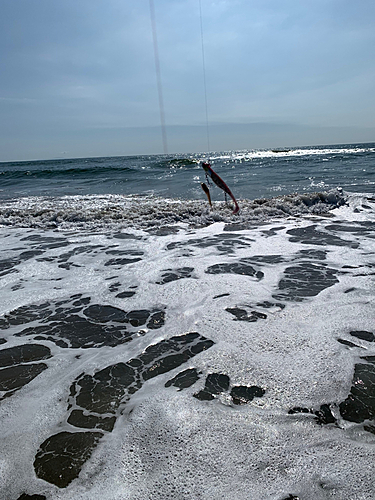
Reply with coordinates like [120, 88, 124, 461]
[34, 332, 214, 487]
[0, 192, 375, 499]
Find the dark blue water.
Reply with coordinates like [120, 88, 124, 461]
[1, 143, 374, 201]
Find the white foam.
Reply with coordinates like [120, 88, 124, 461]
[0, 188, 348, 231]
[1, 197, 375, 499]
[211, 145, 375, 163]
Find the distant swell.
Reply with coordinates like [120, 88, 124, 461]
[0, 190, 348, 230]
[0, 165, 136, 179]
[0, 157, 198, 180]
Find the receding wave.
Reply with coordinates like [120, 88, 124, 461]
[0, 189, 350, 231]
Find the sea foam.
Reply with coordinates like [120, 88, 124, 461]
[0, 189, 348, 231]
[0, 192, 374, 499]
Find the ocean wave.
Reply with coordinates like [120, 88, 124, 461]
[0, 165, 141, 180]
[211, 144, 375, 163]
[0, 189, 350, 231]
[0, 157, 201, 189]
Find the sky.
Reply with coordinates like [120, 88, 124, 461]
[1, 0, 375, 161]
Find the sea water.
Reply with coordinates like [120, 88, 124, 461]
[0, 143, 374, 500]
[1, 143, 374, 202]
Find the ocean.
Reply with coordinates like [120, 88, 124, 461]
[0, 143, 374, 500]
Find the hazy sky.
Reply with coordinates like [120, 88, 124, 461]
[1, 0, 374, 161]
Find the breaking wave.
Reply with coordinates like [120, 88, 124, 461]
[0, 189, 349, 231]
